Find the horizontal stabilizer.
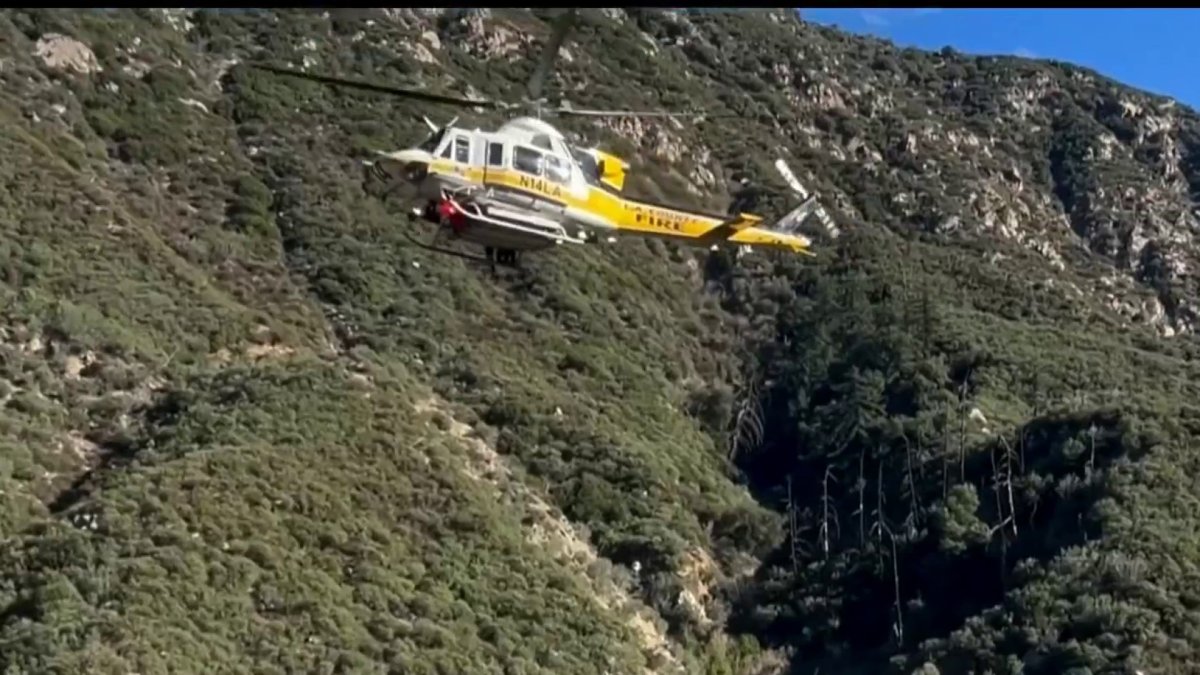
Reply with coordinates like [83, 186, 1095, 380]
[698, 214, 760, 243]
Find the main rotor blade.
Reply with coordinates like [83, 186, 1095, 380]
[549, 107, 742, 119]
[250, 63, 507, 109]
[526, 9, 576, 103]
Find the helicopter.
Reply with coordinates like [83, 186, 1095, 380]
[252, 9, 837, 273]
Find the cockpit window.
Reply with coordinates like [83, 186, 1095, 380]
[513, 146, 544, 176]
[572, 148, 600, 184]
[419, 128, 447, 153]
[531, 134, 553, 151]
[545, 155, 571, 184]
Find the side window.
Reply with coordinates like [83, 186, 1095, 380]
[453, 136, 471, 163]
[513, 146, 544, 176]
[545, 155, 571, 184]
[486, 142, 505, 167]
[572, 149, 599, 184]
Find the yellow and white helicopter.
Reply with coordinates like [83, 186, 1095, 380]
[254, 9, 837, 272]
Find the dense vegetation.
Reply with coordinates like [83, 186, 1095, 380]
[3, 7, 1200, 674]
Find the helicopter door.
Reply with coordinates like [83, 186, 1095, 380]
[450, 134, 473, 174]
[484, 141, 506, 184]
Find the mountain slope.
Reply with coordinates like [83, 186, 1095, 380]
[2, 8, 1200, 675]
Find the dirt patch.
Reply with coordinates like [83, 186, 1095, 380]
[245, 343, 296, 360]
[63, 431, 103, 466]
[414, 396, 683, 674]
[677, 547, 720, 628]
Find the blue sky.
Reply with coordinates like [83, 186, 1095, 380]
[801, 9, 1200, 110]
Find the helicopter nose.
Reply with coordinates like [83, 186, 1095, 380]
[403, 161, 429, 183]
[363, 157, 408, 184]
[362, 160, 387, 186]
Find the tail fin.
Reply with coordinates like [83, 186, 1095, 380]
[772, 158, 839, 240]
[594, 149, 629, 193]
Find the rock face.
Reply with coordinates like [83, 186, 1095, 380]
[34, 33, 101, 74]
[2, 8, 1200, 675]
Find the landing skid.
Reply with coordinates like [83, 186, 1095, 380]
[403, 225, 521, 276]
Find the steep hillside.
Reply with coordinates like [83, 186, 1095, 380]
[2, 8, 1200, 675]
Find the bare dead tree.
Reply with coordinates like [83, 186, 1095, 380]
[874, 453, 886, 551]
[957, 379, 970, 482]
[819, 464, 840, 559]
[986, 515, 1015, 538]
[1027, 490, 1041, 534]
[987, 437, 1014, 589]
[884, 522, 904, 646]
[988, 509, 1016, 589]
[998, 436, 1018, 537]
[1087, 423, 1098, 472]
[856, 452, 867, 547]
[787, 474, 800, 574]
[989, 441, 1005, 527]
[941, 401, 952, 499]
[998, 523, 1009, 590]
[727, 366, 765, 462]
[914, 431, 926, 482]
[1017, 425, 1027, 475]
[899, 241, 914, 339]
[902, 433, 921, 526]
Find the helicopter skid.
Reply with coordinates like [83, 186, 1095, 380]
[404, 225, 508, 267]
[412, 195, 588, 251]
[404, 194, 590, 273]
